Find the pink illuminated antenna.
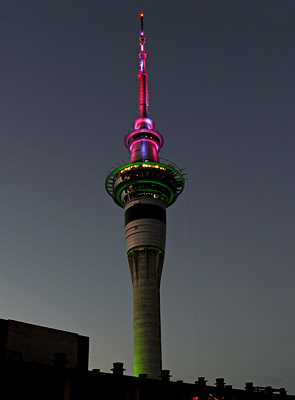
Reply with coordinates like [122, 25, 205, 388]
[138, 13, 148, 118]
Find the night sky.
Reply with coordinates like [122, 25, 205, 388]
[1, 0, 294, 392]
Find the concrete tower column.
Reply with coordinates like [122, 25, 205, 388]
[125, 197, 166, 378]
[129, 247, 164, 378]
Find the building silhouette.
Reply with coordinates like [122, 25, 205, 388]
[1, 318, 293, 400]
[0, 319, 88, 369]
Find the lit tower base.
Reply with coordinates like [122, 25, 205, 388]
[105, 15, 184, 379]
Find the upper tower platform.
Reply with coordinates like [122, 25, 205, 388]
[105, 13, 185, 208]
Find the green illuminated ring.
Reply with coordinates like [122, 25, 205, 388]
[120, 188, 169, 203]
[115, 180, 175, 207]
[127, 247, 165, 257]
[105, 161, 185, 202]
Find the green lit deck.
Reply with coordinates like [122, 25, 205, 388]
[105, 161, 185, 208]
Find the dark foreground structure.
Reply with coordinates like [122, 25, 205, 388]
[1, 319, 293, 400]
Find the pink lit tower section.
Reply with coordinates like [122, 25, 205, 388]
[105, 15, 185, 379]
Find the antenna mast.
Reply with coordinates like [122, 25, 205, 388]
[138, 13, 148, 118]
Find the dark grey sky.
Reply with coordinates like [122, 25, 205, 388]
[0, 0, 294, 392]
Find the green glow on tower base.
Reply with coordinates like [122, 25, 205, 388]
[128, 247, 164, 379]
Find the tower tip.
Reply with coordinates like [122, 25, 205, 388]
[140, 13, 144, 36]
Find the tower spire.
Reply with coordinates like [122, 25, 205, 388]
[140, 13, 144, 37]
[138, 13, 148, 119]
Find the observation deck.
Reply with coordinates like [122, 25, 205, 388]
[105, 159, 185, 208]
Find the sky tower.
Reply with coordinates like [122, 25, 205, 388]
[105, 14, 185, 379]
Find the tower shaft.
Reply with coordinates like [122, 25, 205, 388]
[125, 197, 166, 378]
[129, 248, 163, 377]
